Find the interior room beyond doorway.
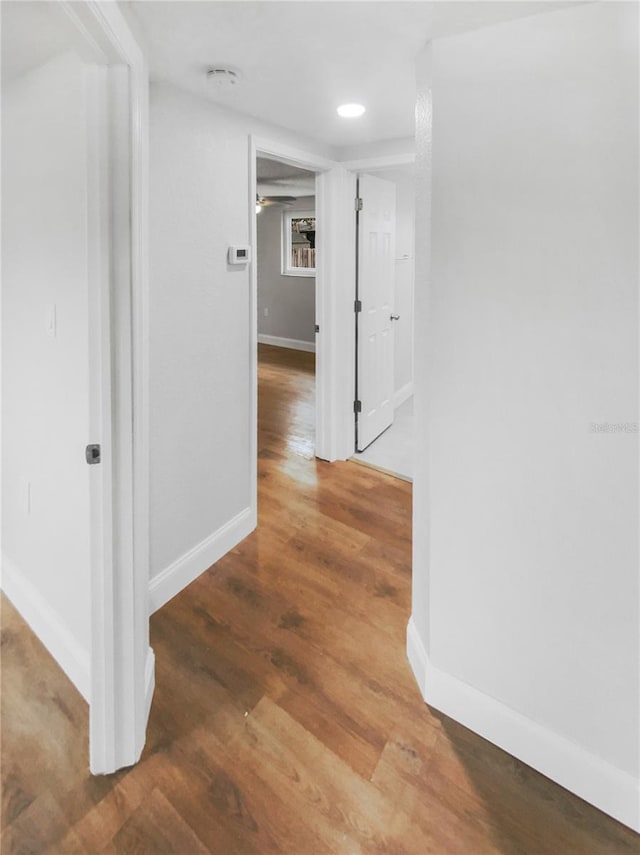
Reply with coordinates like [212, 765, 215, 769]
[256, 157, 318, 359]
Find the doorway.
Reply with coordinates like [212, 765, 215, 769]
[249, 138, 341, 484]
[255, 156, 318, 462]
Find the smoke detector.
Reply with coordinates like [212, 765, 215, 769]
[207, 67, 242, 88]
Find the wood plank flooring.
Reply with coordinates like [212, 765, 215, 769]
[2, 342, 638, 853]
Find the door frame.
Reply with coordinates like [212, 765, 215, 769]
[249, 137, 354, 482]
[248, 144, 415, 478]
[60, 1, 153, 774]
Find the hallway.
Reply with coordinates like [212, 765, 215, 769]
[0, 345, 637, 852]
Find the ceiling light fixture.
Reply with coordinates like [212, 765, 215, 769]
[337, 103, 365, 118]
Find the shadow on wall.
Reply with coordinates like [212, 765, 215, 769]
[427, 711, 639, 854]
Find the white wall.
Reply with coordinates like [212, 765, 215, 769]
[410, 2, 639, 830]
[338, 137, 415, 164]
[2, 52, 92, 698]
[148, 84, 333, 608]
[257, 197, 316, 346]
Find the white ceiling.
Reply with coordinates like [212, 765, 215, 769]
[257, 156, 316, 198]
[256, 158, 316, 184]
[126, 1, 570, 150]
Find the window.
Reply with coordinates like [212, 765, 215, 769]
[282, 210, 316, 276]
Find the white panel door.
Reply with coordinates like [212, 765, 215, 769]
[356, 174, 396, 451]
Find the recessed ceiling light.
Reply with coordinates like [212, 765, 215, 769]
[337, 103, 366, 118]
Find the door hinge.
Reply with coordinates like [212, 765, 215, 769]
[85, 444, 101, 465]
[354, 300, 362, 313]
[353, 400, 362, 414]
[314, 324, 319, 333]
[355, 197, 363, 212]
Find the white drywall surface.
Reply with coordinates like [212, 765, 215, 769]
[338, 137, 415, 164]
[2, 52, 92, 680]
[148, 84, 332, 584]
[257, 197, 316, 345]
[412, 0, 639, 802]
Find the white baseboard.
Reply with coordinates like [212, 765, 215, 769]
[407, 617, 640, 833]
[144, 646, 155, 724]
[394, 381, 413, 409]
[149, 507, 255, 613]
[258, 334, 316, 353]
[131, 646, 156, 767]
[1, 555, 90, 702]
[407, 616, 428, 697]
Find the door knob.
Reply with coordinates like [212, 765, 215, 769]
[390, 314, 400, 321]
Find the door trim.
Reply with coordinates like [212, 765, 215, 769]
[249, 137, 353, 485]
[249, 140, 379, 477]
[60, 0, 152, 774]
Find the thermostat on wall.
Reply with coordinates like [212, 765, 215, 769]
[228, 245, 251, 265]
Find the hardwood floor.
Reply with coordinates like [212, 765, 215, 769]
[1, 342, 638, 853]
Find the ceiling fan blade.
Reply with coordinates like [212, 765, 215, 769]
[259, 195, 297, 206]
